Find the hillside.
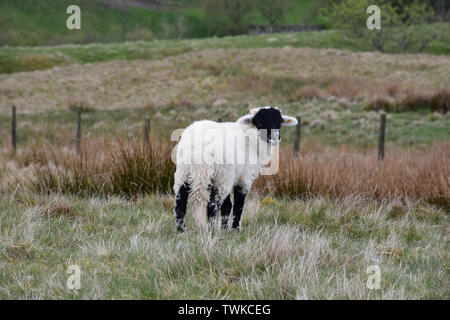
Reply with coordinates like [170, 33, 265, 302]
[0, 0, 318, 47]
[1, 22, 449, 75]
[0, 0, 205, 46]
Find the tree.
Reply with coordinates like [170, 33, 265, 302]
[257, 0, 290, 26]
[204, 0, 254, 36]
[319, 0, 436, 53]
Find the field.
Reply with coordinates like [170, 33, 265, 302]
[0, 0, 320, 47]
[1, 193, 448, 299]
[0, 27, 449, 299]
[1, 22, 449, 74]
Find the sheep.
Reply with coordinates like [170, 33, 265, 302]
[173, 106, 298, 232]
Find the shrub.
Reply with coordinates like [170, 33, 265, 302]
[319, 0, 436, 53]
[204, 0, 254, 35]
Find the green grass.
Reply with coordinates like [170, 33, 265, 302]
[0, 0, 207, 47]
[1, 22, 448, 74]
[1, 101, 448, 150]
[0, 193, 447, 299]
[0, 0, 321, 48]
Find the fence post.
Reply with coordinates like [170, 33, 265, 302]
[76, 109, 81, 156]
[11, 106, 16, 153]
[293, 116, 301, 157]
[378, 112, 386, 160]
[144, 118, 150, 146]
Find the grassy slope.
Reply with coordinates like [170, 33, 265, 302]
[0, 193, 447, 299]
[0, 0, 318, 47]
[1, 22, 449, 74]
[0, 0, 207, 46]
[1, 104, 449, 150]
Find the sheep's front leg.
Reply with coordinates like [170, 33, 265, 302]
[220, 194, 232, 229]
[174, 182, 190, 232]
[232, 186, 247, 230]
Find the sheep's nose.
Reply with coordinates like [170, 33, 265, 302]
[272, 130, 280, 140]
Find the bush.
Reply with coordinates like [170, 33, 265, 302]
[204, 0, 254, 36]
[319, 0, 436, 53]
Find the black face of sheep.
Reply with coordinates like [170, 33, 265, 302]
[251, 107, 284, 144]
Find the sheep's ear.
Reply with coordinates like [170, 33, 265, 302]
[237, 115, 253, 125]
[281, 115, 298, 126]
[249, 108, 260, 116]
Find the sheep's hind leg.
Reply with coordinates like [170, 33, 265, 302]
[174, 182, 190, 232]
[232, 186, 247, 230]
[220, 194, 232, 229]
[207, 186, 220, 225]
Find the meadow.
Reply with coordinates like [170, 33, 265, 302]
[0, 0, 321, 48]
[0, 28, 449, 299]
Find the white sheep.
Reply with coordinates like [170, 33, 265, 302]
[173, 106, 298, 232]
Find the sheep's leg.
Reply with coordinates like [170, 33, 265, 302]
[207, 186, 220, 223]
[232, 186, 247, 230]
[174, 182, 190, 232]
[220, 194, 232, 229]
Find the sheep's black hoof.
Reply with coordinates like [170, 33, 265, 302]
[221, 217, 230, 230]
[176, 219, 186, 233]
[231, 224, 241, 231]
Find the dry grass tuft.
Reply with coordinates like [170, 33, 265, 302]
[257, 143, 450, 209]
[27, 139, 175, 198]
[366, 96, 398, 112]
[5, 139, 449, 208]
[367, 89, 450, 114]
[43, 203, 76, 219]
[430, 88, 450, 114]
[232, 73, 274, 95]
[294, 86, 324, 101]
[327, 77, 360, 99]
[67, 99, 94, 113]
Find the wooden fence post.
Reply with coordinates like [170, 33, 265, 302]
[76, 109, 81, 155]
[11, 106, 16, 153]
[293, 116, 301, 157]
[144, 118, 150, 146]
[378, 112, 386, 160]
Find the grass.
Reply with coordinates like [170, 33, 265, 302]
[1, 22, 449, 74]
[0, 25, 449, 299]
[2, 46, 449, 118]
[259, 143, 450, 210]
[0, 0, 208, 47]
[0, 193, 448, 299]
[0, 0, 322, 48]
[1, 138, 448, 209]
[1, 101, 449, 152]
